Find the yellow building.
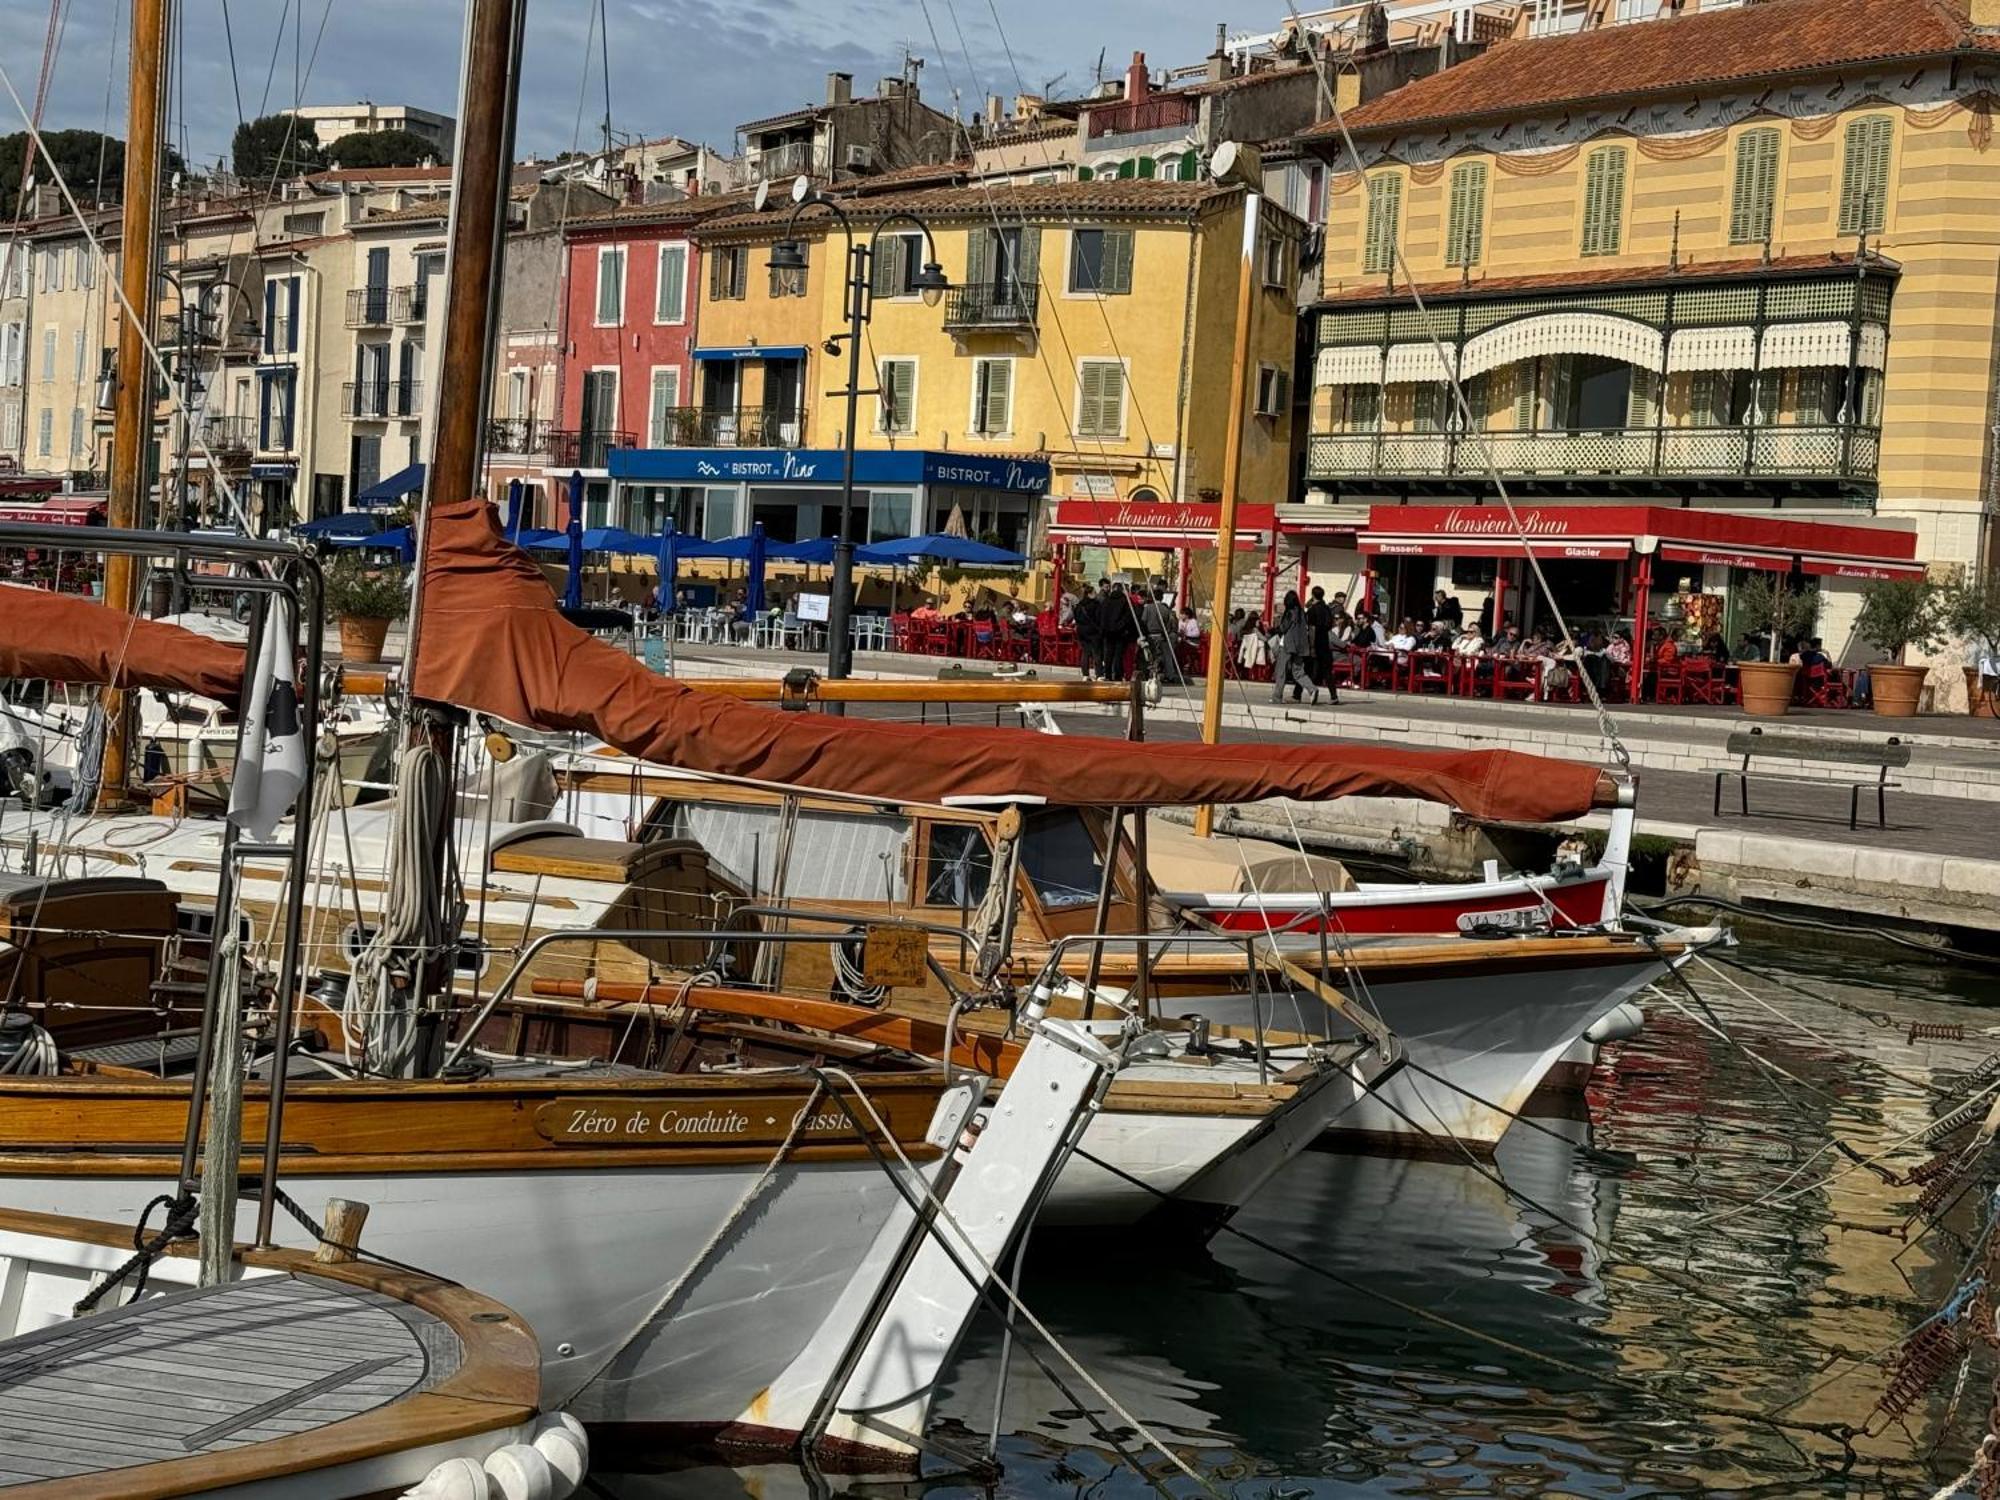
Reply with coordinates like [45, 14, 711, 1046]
[612, 177, 1302, 595]
[1295, 0, 1998, 672]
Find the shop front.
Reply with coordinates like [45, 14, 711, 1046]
[607, 448, 1048, 552]
[1046, 499, 1277, 611]
[1357, 503, 1921, 697]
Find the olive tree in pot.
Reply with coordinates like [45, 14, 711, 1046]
[1853, 575, 1944, 717]
[324, 553, 409, 663]
[1942, 569, 2000, 717]
[1730, 571, 1820, 716]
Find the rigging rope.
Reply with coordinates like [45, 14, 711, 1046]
[343, 738, 447, 1075]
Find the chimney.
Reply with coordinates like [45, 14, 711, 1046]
[1206, 23, 1230, 84]
[1358, 1, 1390, 54]
[827, 71, 853, 106]
[1125, 51, 1151, 104]
[986, 93, 1004, 124]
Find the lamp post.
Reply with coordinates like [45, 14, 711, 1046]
[768, 194, 946, 685]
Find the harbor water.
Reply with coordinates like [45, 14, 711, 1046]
[604, 935, 2000, 1498]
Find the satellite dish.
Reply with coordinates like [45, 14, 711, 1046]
[790, 174, 812, 204]
[754, 179, 771, 213]
[1209, 139, 1263, 187]
[590, 158, 608, 181]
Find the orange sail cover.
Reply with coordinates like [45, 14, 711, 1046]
[0, 585, 244, 702]
[411, 498, 1608, 820]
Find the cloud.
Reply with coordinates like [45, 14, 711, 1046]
[1, 0, 1270, 168]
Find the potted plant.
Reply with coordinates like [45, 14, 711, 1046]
[1853, 574, 1944, 717]
[1730, 571, 1820, 716]
[1943, 569, 2000, 716]
[323, 552, 408, 662]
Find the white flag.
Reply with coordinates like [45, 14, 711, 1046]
[227, 610, 306, 840]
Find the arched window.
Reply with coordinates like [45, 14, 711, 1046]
[1128, 485, 1162, 503]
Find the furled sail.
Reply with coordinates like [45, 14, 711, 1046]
[411, 498, 1610, 820]
[0, 584, 244, 702]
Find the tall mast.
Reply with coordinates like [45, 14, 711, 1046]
[97, 0, 171, 808]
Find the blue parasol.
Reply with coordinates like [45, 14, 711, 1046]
[656, 520, 680, 613]
[563, 470, 584, 612]
[743, 521, 768, 618]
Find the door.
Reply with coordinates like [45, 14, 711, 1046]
[701, 362, 738, 444]
[762, 357, 800, 444]
[365, 247, 390, 322]
[580, 370, 617, 464]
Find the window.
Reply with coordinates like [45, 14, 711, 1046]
[36, 406, 51, 456]
[648, 367, 682, 445]
[768, 239, 808, 298]
[1839, 115, 1892, 235]
[282, 210, 325, 237]
[39, 328, 54, 381]
[1794, 367, 1848, 425]
[507, 369, 527, 418]
[1254, 363, 1290, 418]
[0, 323, 21, 386]
[1445, 161, 1487, 268]
[70, 330, 84, 382]
[1362, 173, 1402, 274]
[966, 225, 1039, 296]
[1020, 809, 1108, 911]
[0, 404, 18, 450]
[875, 358, 916, 435]
[870, 233, 925, 299]
[707, 244, 747, 301]
[922, 822, 993, 909]
[1579, 147, 1627, 256]
[67, 406, 82, 455]
[1260, 230, 1291, 289]
[76, 247, 92, 289]
[46, 249, 62, 293]
[655, 243, 687, 322]
[1730, 127, 1780, 245]
[1067, 228, 1133, 295]
[259, 369, 296, 449]
[971, 357, 1013, 436]
[1336, 384, 1379, 432]
[595, 246, 626, 325]
[1075, 358, 1126, 439]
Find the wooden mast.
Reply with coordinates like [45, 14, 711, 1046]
[96, 0, 171, 809]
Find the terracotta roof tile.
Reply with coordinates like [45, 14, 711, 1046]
[303, 164, 453, 184]
[1302, 0, 1994, 136]
[1316, 249, 1882, 305]
[357, 199, 450, 225]
[696, 177, 1233, 237]
[563, 187, 761, 235]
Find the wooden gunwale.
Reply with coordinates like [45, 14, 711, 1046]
[0, 1206, 539, 1500]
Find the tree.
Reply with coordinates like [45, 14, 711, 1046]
[325, 129, 438, 169]
[0, 130, 127, 215]
[231, 114, 324, 184]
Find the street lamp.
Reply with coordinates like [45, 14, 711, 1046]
[769, 192, 948, 687]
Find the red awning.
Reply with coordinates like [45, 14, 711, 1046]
[1364, 538, 1629, 560]
[0, 497, 105, 528]
[1802, 556, 1926, 581]
[1658, 544, 1789, 572]
[1048, 499, 1273, 550]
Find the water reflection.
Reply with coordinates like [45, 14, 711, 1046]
[601, 941, 2000, 1498]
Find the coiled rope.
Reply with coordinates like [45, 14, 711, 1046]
[344, 739, 447, 1075]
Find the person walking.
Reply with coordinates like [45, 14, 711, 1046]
[1140, 585, 1179, 686]
[1100, 578, 1139, 681]
[1270, 590, 1319, 704]
[1306, 585, 1334, 688]
[1072, 583, 1103, 679]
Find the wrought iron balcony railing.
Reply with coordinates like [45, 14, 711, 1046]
[548, 427, 634, 468]
[196, 413, 256, 454]
[1306, 423, 1880, 485]
[647, 406, 807, 448]
[942, 284, 1039, 331]
[485, 416, 550, 455]
[341, 380, 423, 419]
[345, 286, 413, 328]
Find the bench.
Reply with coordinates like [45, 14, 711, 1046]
[1712, 727, 1911, 830]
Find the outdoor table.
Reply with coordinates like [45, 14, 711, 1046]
[1492, 656, 1543, 701]
[1404, 649, 1453, 694]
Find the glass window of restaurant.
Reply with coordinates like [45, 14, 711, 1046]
[868, 488, 916, 543]
[927, 485, 1033, 552]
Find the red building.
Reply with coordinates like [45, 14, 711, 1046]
[551, 194, 740, 526]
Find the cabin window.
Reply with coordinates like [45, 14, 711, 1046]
[1020, 809, 1106, 911]
[922, 823, 993, 910]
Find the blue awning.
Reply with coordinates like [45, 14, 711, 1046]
[691, 345, 808, 361]
[357, 462, 425, 507]
[295, 511, 382, 540]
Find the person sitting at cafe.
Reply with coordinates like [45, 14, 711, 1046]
[1792, 637, 1834, 672]
[1490, 624, 1526, 656]
[1329, 610, 1356, 647]
[911, 595, 941, 623]
[1453, 621, 1486, 657]
[1178, 605, 1202, 642]
[1736, 632, 1767, 663]
[1387, 618, 1420, 651]
[1653, 627, 1680, 665]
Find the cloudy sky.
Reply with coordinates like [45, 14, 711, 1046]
[0, 0, 1271, 169]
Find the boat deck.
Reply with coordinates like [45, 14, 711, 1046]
[0, 1272, 458, 1491]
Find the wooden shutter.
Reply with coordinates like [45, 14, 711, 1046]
[1177, 152, 1198, 182]
[1078, 361, 1112, 436]
[1101, 230, 1134, 294]
[1363, 175, 1401, 273]
[1137, 156, 1157, 179]
[285, 278, 300, 352]
[1016, 226, 1041, 294]
[1626, 366, 1659, 427]
[709, 250, 724, 300]
[1838, 117, 1894, 234]
[1730, 128, 1779, 244]
[1689, 371, 1721, 426]
[1412, 382, 1441, 431]
[1511, 364, 1537, 430]
[979, 359, 1011, 433]
[965, 229, 990, 290]
[1445, 162, 1485, 267]
[1077, 165, 1093, 181]
[1581, 147, 1625, 255]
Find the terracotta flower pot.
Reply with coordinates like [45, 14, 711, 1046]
[1870, 662, 1928, 717]
[339, 614, 392, 663]
[1967, 666, 1998, 717]
[1735, 660, 1798, 717]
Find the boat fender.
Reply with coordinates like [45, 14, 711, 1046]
[398, 1456, 488, 1500]
[531, 1412, 589, 1497]
[484, 1442, 558, 1500]
[1583, 1002, 1645, 1046]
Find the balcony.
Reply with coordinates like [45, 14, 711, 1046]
[549, 427, 633, 469]
[753, 141, 822, 180]
[342, 380, 423, 420]
[196, 413, 256, 455]
[1085, 95, 1197, 140]
[1306, 423, 1880, 498]
[345, 286, 409, 328]
[943, 284, 1039, 332]
[485, 416, 550, 455]
[648, 406, 807, 448]
[391, 286, 430, 326]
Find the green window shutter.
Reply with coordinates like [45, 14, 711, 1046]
[1016, 226, 1041, 292]
[1730, 128, 1779, 244]
[1077, 361, 1102, 436]
[1445, 162, 1485, 267]
[1839, 117, 1892, 235]
[980, 359, 1012, 433]
[1363, 175, 1401, 274]
[1099, 362, 1124, 436]
[871, 239, 901, 299]
[1581, 147, 1625, 256]
[965, 229, 990, 289]
[1079, 361, 1122, 436]
[1137, 156, 1157, 179]
[1076, 165, 1093, 181]
[708, 249, 723, 300]
[1103, 229, 1134, 294]
[1177, 151, 1198, 182]
[1116, 158, 1137, 179]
